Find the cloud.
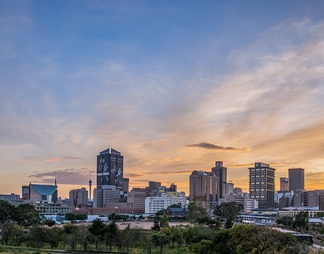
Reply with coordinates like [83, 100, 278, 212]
[29, 168, 92, 185]
[44, 157, 81, 163]
[124, 173, 143, 178]
[186, 142, 246, 151]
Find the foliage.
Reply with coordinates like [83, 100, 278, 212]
[0, 222, 24, 245]
[156, 209, 166, 216]
[186, 203, 208, 224]
[152, 232, 170, 254]
[276, 216, 294, 229]
[12, 204, 39, 227]
[160, 213, 170, 228]
[213, 201, 243, 229]
[227, 224, 298, 254]
[293, 211, 309, 232]
[0, 200, 15, 224]
[152, 217, 161, 231]
[189, 239, 212, 254]
[105, 221, 119, 252]
[44, 219, 56, 227]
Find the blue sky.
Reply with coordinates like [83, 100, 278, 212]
[1, 0, 324, 198]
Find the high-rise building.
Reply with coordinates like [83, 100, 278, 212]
[280, 177, 289, 193]
[249, 162, 275, 209]
[211, 161, 227, 199]
[69, 187, 88, 208]
[96, 148, 124, 207]
[189, 170, 218, 209]
[288, 168, 305, 193]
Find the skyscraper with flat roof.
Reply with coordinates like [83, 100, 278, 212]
[280, 177, 289, 193]
[211, 161, 227, 199]
[288, 168, 304, 193]
[249, 162, 275, 209]
[96, 148, 123, 207]
[189, 170, 218, 209]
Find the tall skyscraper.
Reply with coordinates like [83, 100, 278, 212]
[249, 162, 275, 209]
[280, 177, 289, 193]
[189, 170, 218, 209]
[211, 161, 227, 199]
[288, 168, 305, 193]
[96, 148, 123, 208]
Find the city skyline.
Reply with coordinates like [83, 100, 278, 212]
[1, 1, 324, 198]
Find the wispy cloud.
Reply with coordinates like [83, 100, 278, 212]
[186, 142, 247, 151]
[29, 168, 92, 185]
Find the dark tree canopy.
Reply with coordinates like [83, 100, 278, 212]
[214, 201, 243, 228]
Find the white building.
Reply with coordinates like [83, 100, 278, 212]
[244, 198, 259, 213]
[145, 192, 187, 214]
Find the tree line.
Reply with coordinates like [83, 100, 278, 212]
[0, 200, 322, 253]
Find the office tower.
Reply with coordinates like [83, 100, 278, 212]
[249, 162, 275, 209]
[226, 182, 234, 195]
[189, 170, 218, 209]
[122, 178, 129, 193]
[22, 186, 29, 200]
[211, 161, 227, 199]
[69, 187, 88, 208]
[288, 168, 305, 193]
[29, 183, 58, 203]
[96, 148, 123, 208]
[280, 177, 289, 193]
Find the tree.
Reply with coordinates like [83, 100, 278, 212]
[0, 222, 23, 245]
[13, 204, 39, 227]
[152, 232, 170, 254]
[0, 201, 14, 224]
[65, 213, 76, 222]
[211, 229, 231, 254]
[227, 224, 298, 254]
[44, 219, 56, 227]
[189, 239, 213, 254]
[170, 226, 183, 247]
[156, 209, 166, 216]
[160, 213, 169, 228]
[276, 216, 294, 229]
[105, 221, 118, 252]
[213, 201, 242, 228]
[27, 225, 47, 248]
[88, 218, 106, 250]
[75, 214, 87, 221]
[293, 211, 309, 232]
[186, 203, 208, 224]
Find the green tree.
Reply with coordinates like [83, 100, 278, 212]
[293, 211, 309, 232]
[44, 227, 62, 249]
[105, 221, 118, 252]
[88, 218, 106, 250]
[152, 232, 170, 254]
[13, 204, 39, 227]
[27, 225, 47, 248]
[170, 226, 183, 247]
[0, 222, 23, 245]
[227, 224, 298, 254]
[65, 213, 76, 222]
[160, 213, 169, 228]
[186, 202, 208, 224]
[276, 216, 294, 229]
[189, 239, 213, 254]
[75, 213, 87, 221]
[0, 200, 14, 224]
[156, 209, 166, 216]
[213, 201, 242, 229]
[211, 229, 231, 254]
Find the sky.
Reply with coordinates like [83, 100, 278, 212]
[1, 0, 324, 198]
